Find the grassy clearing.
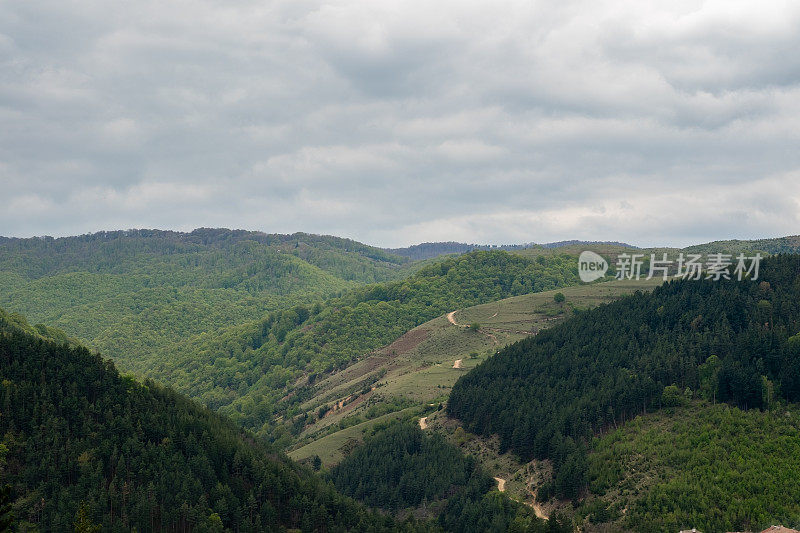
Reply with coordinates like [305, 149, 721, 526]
[288, 407, 421, 466]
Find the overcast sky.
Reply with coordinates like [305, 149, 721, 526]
[1, 0, 799, 247]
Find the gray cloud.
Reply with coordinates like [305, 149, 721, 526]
[1, 0, 799, 247]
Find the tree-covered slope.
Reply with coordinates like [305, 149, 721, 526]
[582, 403, 800, 532]
[448, 255, 800, 501]
[0, 228, 408, 281]
[684, 234, 800, 255]
[331, 422, 493, 512]
[329, 422, 570, 533]
[0, 307, 75, 346]
[0, 308, 421, 532]
[151, 250, 580, 443]
[0, 228, 410, 373]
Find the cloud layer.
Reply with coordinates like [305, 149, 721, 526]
[2, 0, 799, 247]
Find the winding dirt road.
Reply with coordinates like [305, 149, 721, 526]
[527, 489, 549, 520]
[531, 501, 548, 520]
[447, 311, 460, 326]
[492, 477, 550, 520]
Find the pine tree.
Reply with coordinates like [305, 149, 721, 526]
[74, 501, 100, 533]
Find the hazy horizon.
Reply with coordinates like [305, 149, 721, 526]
[1, 225, 796, 251]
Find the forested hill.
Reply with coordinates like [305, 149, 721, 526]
[0, 307, 422, 532]
[385, 242, 487, 260]
[448, 255, 800, 501]
[329, 422, 570, 533]
[0, 228, 408, 280]
[684, 234, 800, 255]
[0, 228, 411, 374]
[387, 234, 800, 262]
[157, 250, 580, 444]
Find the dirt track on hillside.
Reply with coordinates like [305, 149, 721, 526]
[447, 311, 460, 326]
[447, 310, 499, 345]
[527, 489, 549, 520]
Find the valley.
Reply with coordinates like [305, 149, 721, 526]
[2, 230, 800, 532]
[289, 278, 661, 465]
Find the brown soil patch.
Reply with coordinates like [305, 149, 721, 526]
[338, 390, 371, 414]
[381, 327, 430, 356]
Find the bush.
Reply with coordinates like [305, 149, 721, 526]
[662, 385, 687, 407]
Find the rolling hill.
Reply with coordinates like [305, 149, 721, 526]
[4, 230, 800, 531]
[582, 403, 800, 532]
[154, 250, 582, 444]
[327, 421, 572, 533]
[446, 254, 800, 530]
[288, 277, 661, 467]
[0, 306, 424, 532]
[0, 228, 412, 375]
[684, 235, 800, 255]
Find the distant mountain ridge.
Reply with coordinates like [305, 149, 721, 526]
[539, 239, 636, 249]
[684, 234, 800, 255]
[385, 240, 636, 260]
[386, 235, 800, 261]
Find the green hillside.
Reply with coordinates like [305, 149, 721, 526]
[0, 229, 411, 374]
[288, 278, 661, 467]
[4, 231, 800, 531]
[0, 231, 599, 453]
[328, 421, 571, 533]
[447, 254, 800, 529]
[0, 229, 408, 281]
[154, 250, 581, 444]
[510, 236, 800, 267]
[0, 307, 424, 532]
[684, 235, 800, 255]
[582, 403, 800, 532]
